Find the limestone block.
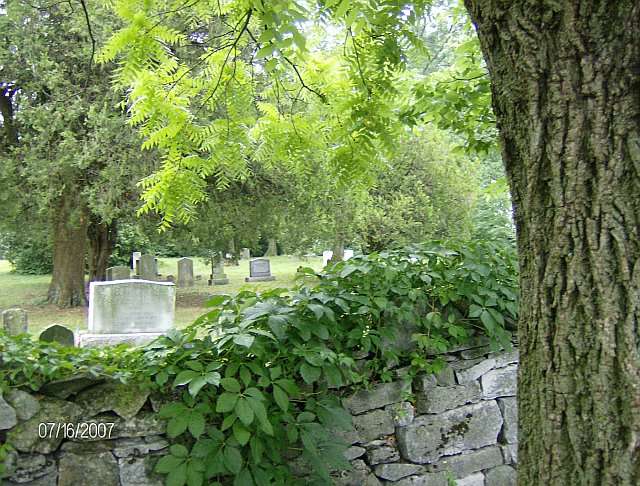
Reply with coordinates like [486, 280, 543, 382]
[119, 456, 164, 486]
[416, 381, 482, 414]
[344, 380, 411, 414]
[366, 446, 400, 465]
[456, 472, 485, 486]
[427, 445, 503, 478]
[485, 465, 517, 486]
[497, 397, 517, 444]
[58, 452, 119, 486]
[0, 393, 18, 430]
[352, 409, 395, 443]
[374, 463, 424, 481]
[393, 472, 451, 486]
[6, 390, 40, 421]
[481, 365, 517, 398]
[397, 401, 503, 463]
[388, 401, 415, 427]
[455, 358, 496, 384]
[75, 382, 150, 420]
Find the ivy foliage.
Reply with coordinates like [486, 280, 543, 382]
[1, 238, 517, 485]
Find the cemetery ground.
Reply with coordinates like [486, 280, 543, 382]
[0, 255, 323, 336]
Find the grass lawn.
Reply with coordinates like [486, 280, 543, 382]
[0, 256, 323, 336]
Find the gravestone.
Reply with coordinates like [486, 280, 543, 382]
[245, 258, 276, 282]
[177, 258, 194, 287]
[106, 266, 130, 281]
[323, 249, 354, 266]
[209, 259, 229, 285]
[240, 248, 251, 260]
[2, 308, 28, 336]
[344, 249, 354, 260]
[78, 280, 176, 347]
[132, 252, 142, 274]
[138, 254, 157, 281]
[39, 324, 75, 346]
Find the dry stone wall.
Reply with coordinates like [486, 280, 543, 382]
[0, 342, 518, 486]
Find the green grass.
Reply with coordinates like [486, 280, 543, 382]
[0, 256, 323, 336]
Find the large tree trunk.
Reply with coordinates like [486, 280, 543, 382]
[464, 1, 640, 484]
[87, 219, 117, 282]
[47, 191, 88, 307]
[264, 237, 278, 257]
[330, 237, 345, 263]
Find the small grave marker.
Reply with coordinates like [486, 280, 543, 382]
[245, 258, 276, 282]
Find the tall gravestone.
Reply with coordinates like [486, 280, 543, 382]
[240, 248, 251, 260]
[2, 308, 28, 336]
[132, 252, 142, 274]
[138, 254, 157, 281]
[209, 259, 229, 285]
[177, 258, 194, 287]
[39, 324, 75, 346]
[79, 280, 176, 347]
[245, 258, 276, 282]
[106, 266, 130, 281]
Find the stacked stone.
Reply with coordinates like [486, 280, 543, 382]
[331, 342, 519, 486]
[0, 377, 168, 486]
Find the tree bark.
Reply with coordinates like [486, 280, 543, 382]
[87, 219, 117, 282]
[330, 237, 345, 263]
[0, 85, 18, 149]
[464, 1, 640, 484]
[264, 237, 278, 257]
[47, 190, 88, 307]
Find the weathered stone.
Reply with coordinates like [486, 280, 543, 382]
[374, 463, 423, 481]
[106, 266, 130, 281]
[105, 412, 166, 439]
[4, 453, 54, 483]
[343, 446, 366, 461]
[6, 390, 41, 421]
[2, 308, 28, 335]
[449, 358, 482, 371]
[240, 248, 251, 259]
[245, 258, 276, 282]
[481, 365, 517, 398]
[397, 401, 503, 463]
[485, 465, 517, 486]
[415, 381, 482, 414]
[388, 401, 415, 427]
[460, 346, 491, 360]
[457, 472, 486, 486]
[58, 452, 119, 486]
[455, 358, 496, 384]
[38, 324, 74, 346]
[497, 397, 517, 444]
[393, 472, 450, 486]
[491, 350, 519, 368]
[366, 446, 400, 465]
[501, 444, 518, 465]
[427, 446, 503, 478]
[113, 437, 169, 458]
[434, 366, 456, 386]
[39, 373, 104, 399]
[4, 470, 58, 486]
[61, 441, 116, 453]
[119, 456, 164, 486]
[8, 399, 83, 453]
[0, 393, 18, 430]
[79, 332, 165, 348]
[75, 382, 149, 420]
[177, 257, 194, 287]
[138, 254, 157, 280]
[344, 380, 411, 415]
[352, 409, 395, 443]
[332, 459, 381, 486]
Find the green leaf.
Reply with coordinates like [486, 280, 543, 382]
[233, 334, 255, 348]
[236, 398, 255, 426]
[216, 392, 239, 413]
[223, 446, 243, 474]
[206, 295, 229, 307]
[170, 444, 189, 458]
[250, 436, 264, 464]
[155, 454, 183, 473]
[300, 363, 321, 384]
[221, 377, 242, 393]
[186, 463, 203, 486]
[234, 468, 254, 486]
[240, 366, 252, 386]
[247, 397, 268, 424]
[167, 415, 189, 438]
[256, 44, 276, 59]
[267, 315, 288, 340]
[233, 421, 251, 446]
[188, 376, 207, 397]
[174, 370, 199, 387]
[166, 462, 187, 486]
[188, 412, 205, 438]
[273, 385, 289, 412]
[307, 303, 325, 320]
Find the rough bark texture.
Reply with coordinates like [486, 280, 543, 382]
[87, 220, 117, 282]
[264, 238, 278, 257]
[0, 85, 18, 149]
[47, 191, 88, 307]
[464, 1, 640, 484]
[331, 237, 345, 263]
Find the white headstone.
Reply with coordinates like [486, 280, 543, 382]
[322, 250, 333, 267]
[80, 280, 175, 347]
[132, 252, 142, 273]
[344, 249, 354, 260]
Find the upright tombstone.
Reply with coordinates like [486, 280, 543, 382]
[138, 254, 157, 281]
[106, 266, 130, 281]
[39, 324, 75, 347]
[240, 248, 251, 260]
[132, 252, 142, 274]
[344, 249, 354, 260]
[322, 250, 333, 267]
[209, 259, 229, 285]
[245, 258, 276, 282]
[79, 280, 176, 347]
[2, 308, 28, 336]
[177, 258, 194, 287]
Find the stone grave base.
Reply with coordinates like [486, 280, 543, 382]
[209, 276, 229, 285]
[78, 332, 165, 348]
[245, 276, 276, 282]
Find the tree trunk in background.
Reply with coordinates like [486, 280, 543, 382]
[88, 219, 117, 282]
[0, 86, 18, 149]
[330, 237, 344, 263]
[228, 238, 239, 265]
[48, 190, 88, 307]
[264, 238, 278, 257]
[464, 1, 640, 484]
